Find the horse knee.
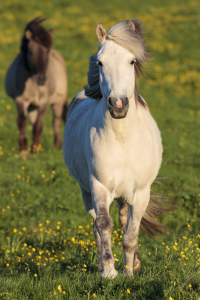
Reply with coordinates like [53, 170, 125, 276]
[95, 209, 112, 235]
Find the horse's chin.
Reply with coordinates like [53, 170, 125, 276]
[108, 106, 129, 119]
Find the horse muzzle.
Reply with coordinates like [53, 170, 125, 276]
[107, 96, 129, 119]
[37, 75, 47, 86]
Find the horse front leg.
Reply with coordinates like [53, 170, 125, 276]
[16, 100, 28, 156]
[81, 188, 103, 272]
[116, 199, 141, 272]
[123, 188, 150, 277]
[31, 105, 47, 152]
[91, 180, 118, 278]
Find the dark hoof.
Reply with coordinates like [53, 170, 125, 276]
[55, 141, 62, 148]
[19, 150, 29, 160]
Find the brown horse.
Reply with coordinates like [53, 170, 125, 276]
[5, 17, 68, 156]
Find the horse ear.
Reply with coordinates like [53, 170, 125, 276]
[25, 30, 32, 40]
[128, 20, 135, 32]
[96, 23, 106, 43]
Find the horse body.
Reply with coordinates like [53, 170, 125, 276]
[63, 19, 164, 278]
[65, 91, 162, 203]
[5, 18, 68, 154]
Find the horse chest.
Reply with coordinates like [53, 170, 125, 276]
[90, 133, 153, 195]
[23, 78, 48, 106]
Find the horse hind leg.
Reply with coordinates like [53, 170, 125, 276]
[52, 102, 64, 148]
[62, 100, 68, 123]
[116, 199, 141, 272]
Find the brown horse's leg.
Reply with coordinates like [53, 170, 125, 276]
[16, 101, 28, 154]
[31, 105, 47, 152]
[116, 199, 141, 272]
[62, 100, 68, 123]
[52, 103, 63, 148]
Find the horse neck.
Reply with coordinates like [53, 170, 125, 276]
[102, 95, 139, 141]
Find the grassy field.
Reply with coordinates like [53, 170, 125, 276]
[0, 0, 200, 299]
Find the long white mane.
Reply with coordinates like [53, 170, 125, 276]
[84, 19, 149, 102]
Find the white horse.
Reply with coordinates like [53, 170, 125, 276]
[63, 19, 166, 278]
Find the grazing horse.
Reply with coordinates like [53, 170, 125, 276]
[63, 19, 169, 278]
[5, 17, 68, 155]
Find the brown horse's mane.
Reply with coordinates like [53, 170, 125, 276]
[20, 17, 52, 57]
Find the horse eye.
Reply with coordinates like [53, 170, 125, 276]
[130, 60, 135, 65]
[97, 60, 103, 67]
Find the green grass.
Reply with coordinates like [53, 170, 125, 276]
[0, 0, 200, 299]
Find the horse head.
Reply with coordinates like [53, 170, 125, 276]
[21, 17, 53, 85]
[85, 20, 148, 119]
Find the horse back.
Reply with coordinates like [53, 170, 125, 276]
[5, 53, 30, 100]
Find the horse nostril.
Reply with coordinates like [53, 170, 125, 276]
[125, 97, 128, 106]
[108, 97, 112, 106]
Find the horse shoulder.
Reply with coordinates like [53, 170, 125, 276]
[5, 53, 30, 99]
[66, 90, 90, 119]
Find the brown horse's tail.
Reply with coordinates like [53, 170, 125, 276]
[140, 179, 177, 238]
[62, 99, 69, 123]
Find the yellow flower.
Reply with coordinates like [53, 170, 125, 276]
[57, 285, 62, 292]
[189, 284, 192, 288]
[127, 289, 130, 294]
[21, 166, 25, 170]
[125, 265, 129, 268]
[13, 228, 17, 233]
[93, 293, 96, 297]
[115, 258, 119, 261]
[165, 266, 167, 269]
[169, 297, 174, 300]
[34, 274, 37, 277]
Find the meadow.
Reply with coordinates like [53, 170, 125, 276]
[0, 0, 200, 299]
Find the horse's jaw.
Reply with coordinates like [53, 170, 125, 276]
[108, 105, 129, 119]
